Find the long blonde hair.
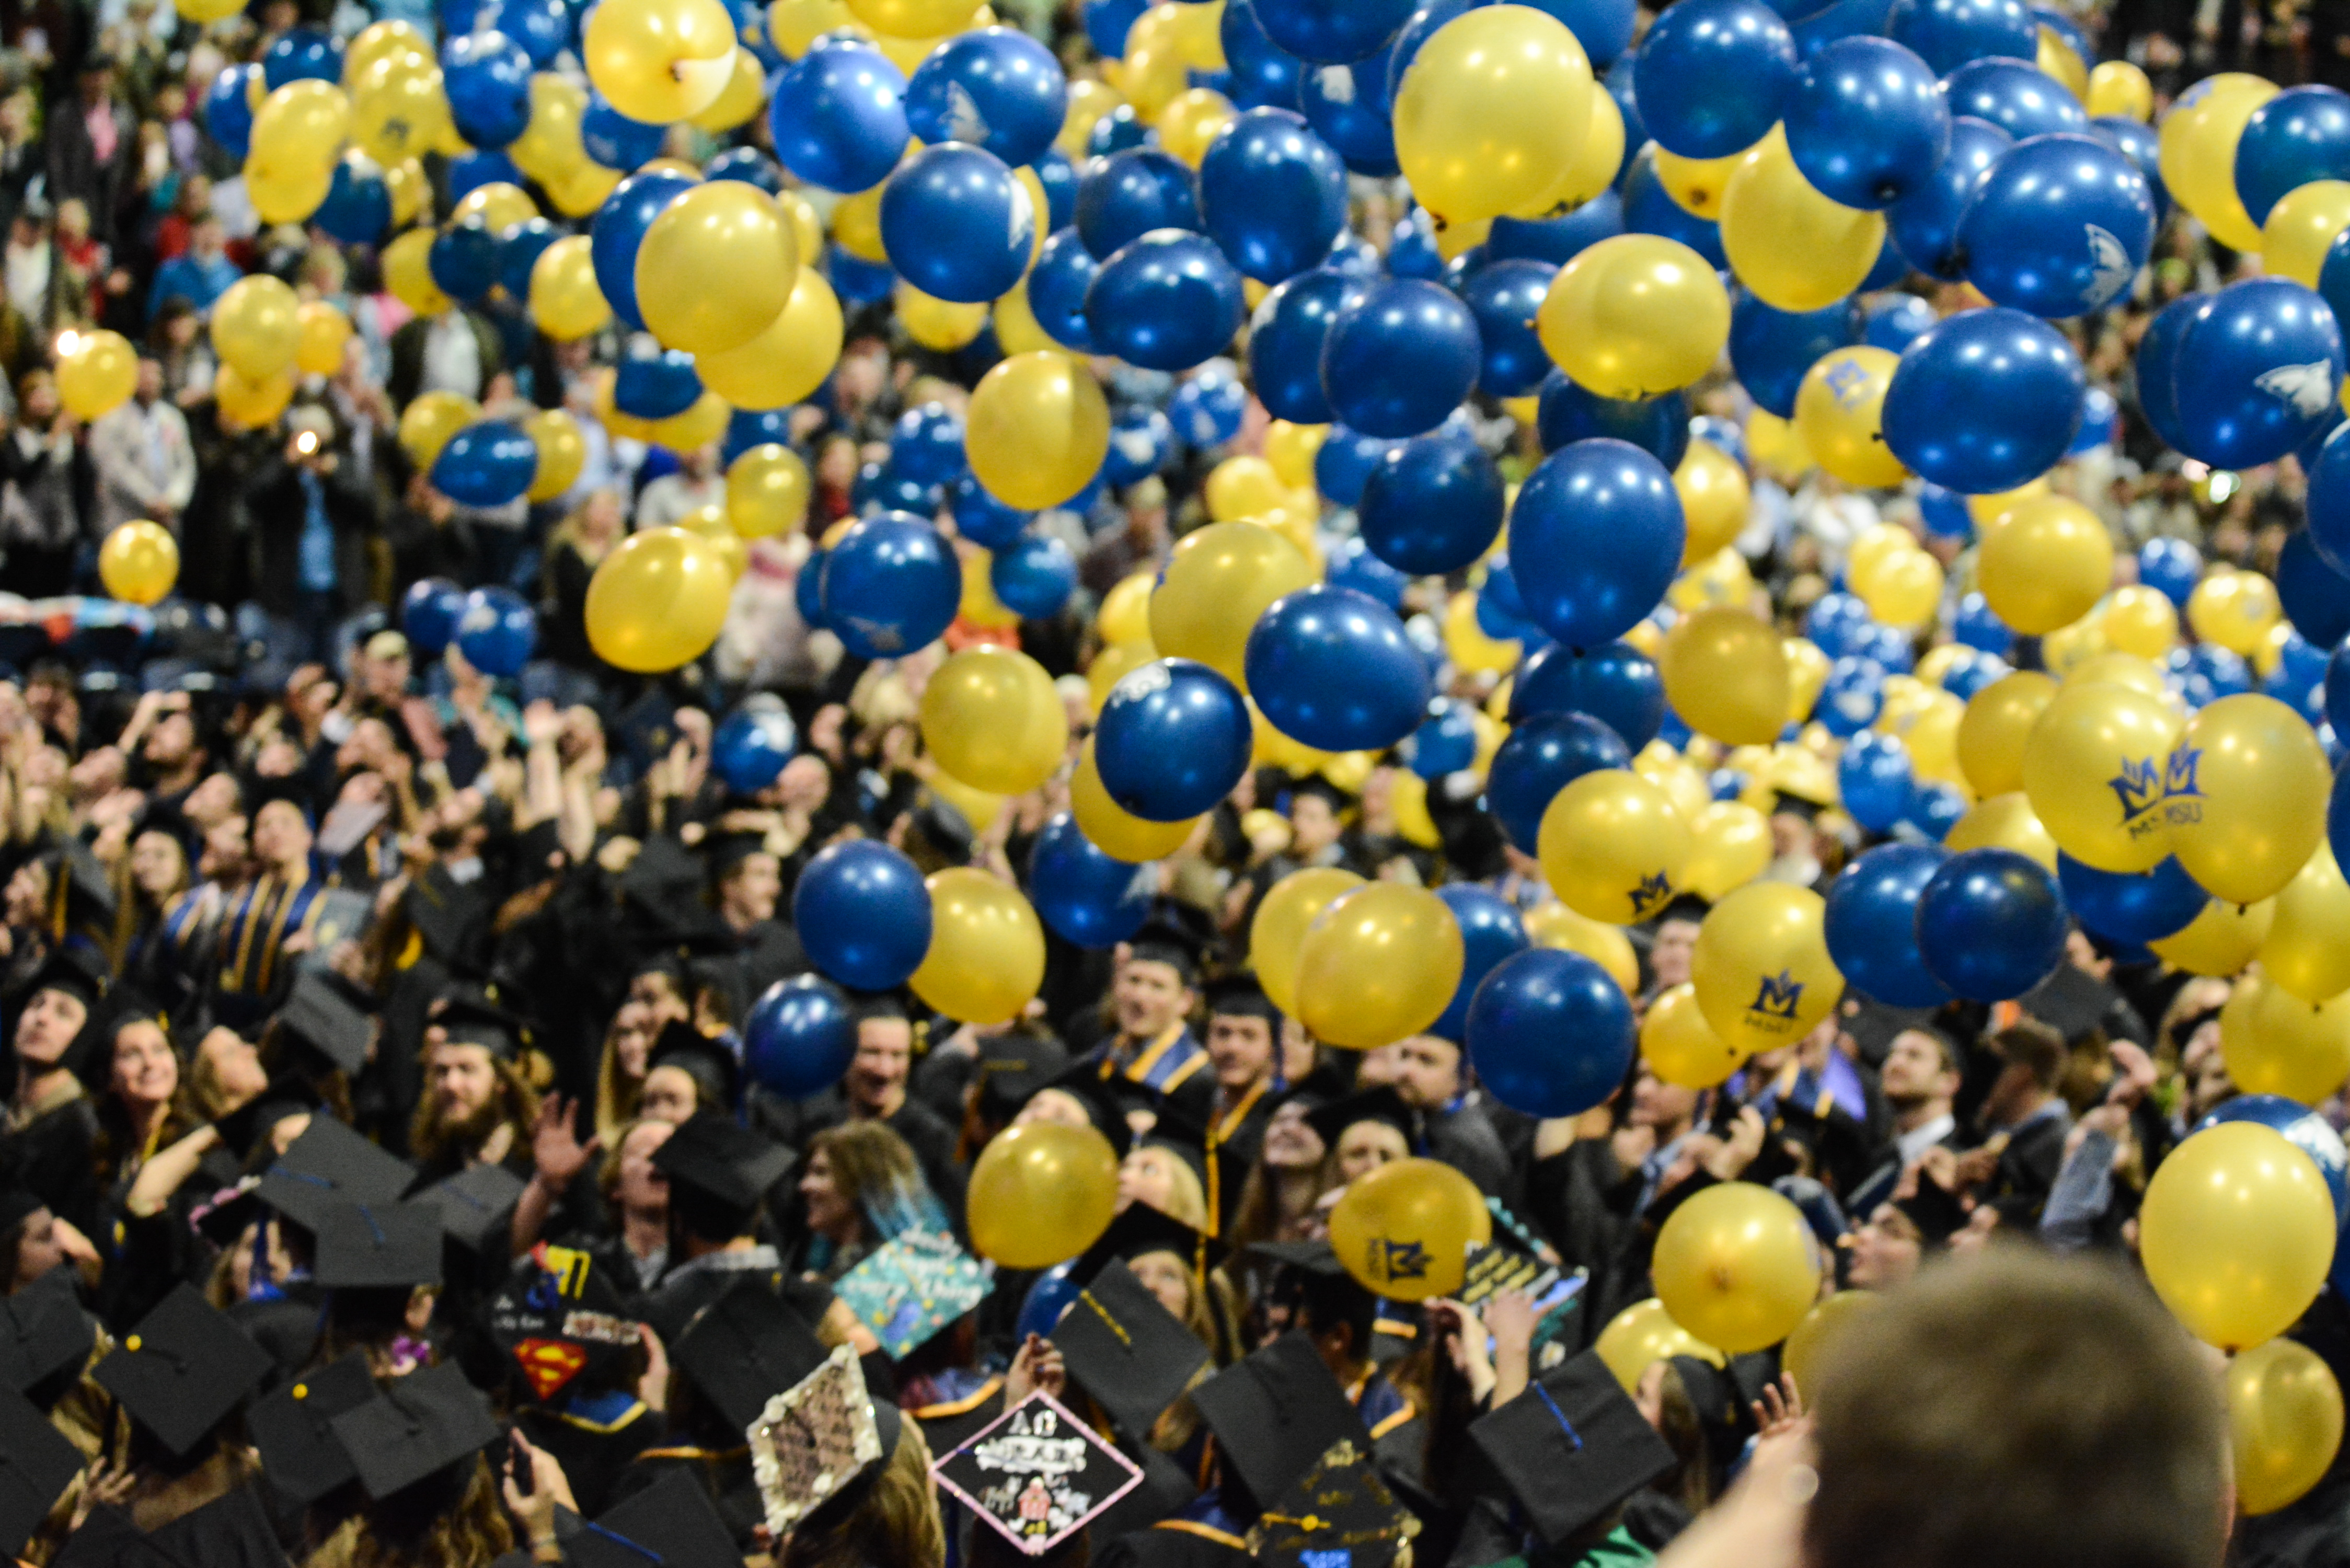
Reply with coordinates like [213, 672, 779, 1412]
[780, 1415, 945, 1568]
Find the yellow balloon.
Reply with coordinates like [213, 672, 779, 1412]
[2037, 24, 2088, 97]
[1203, 456, 1285, 523]
[919, 645, 1069, 796]
[177, 0, 246, 20]
[967, 352, 1111, 511]
[1444, 589, 1520, 674]
[1594, 1298, 1724, 1392]
[451, 181, 538, 234]
[344, 18, 432, 79]
[769, 0, 860, 54]
[967, 1122, 1119, 1269]
[1294, 883, 1465, 1050]
[2225, 974, 2350, 1104]
[1266, 420, 1327, 488]
[2102, 583, 2179, 659]
[1979, 495, 2115, 633]
[1719, 129, 1886, 313]
[1061, 79, 1126, 157]
[1072, 737, 1199, 860]
[2140, 1120, 2335, 1348]
[1148, 522, 1316, 686]
[727, 444, 811, 539]
[547, 160, 625, 220]
[1389, 768, 1442, 850]
[2021, 678, 2183, 872]
[1538, 84, 1626, 213]
[2063, 649, 2165, 697]
[2230, 1338, 2346, 1516]
[1794, 346, 1906, 489]
[1327, 1157, 1492, 1301]
[250, 79, 350, 171]
[1086, 640, 1157, 719]
[1097, 572, 1156, 649]
[2159, 74, 2279, 254]
[525, 409, 586, 502]
[2262, 180, 2350, 287]
[635, 182, 798, 357]
[909, 868, 1045, 1025]
[1683, 801, 1772, 902]
[1784, 638, 1830, 724]
[2088, 59, 2153, 120]
[960, 547, 1020, 630]
[584, 0, 739, 123]
[1538, 770, 1694, 925]
[898, 282, 990, 350]
[1943, 793, 2059, 872]
[1523, 901, 1640, 993]
[349, 55, 449, 167]
[213, 364, 296, 427]
[527, 235, 611, 342]
[1249, 867, 1365, 1017]
[2150, 895, 2272, 976]
[1652, 1183, 1823, 1355]
[385, 158, 429, 228]
[508, 75, 590, 187]
[687, 47, 767, 132]
[2263, 844, 2350, 1004]
[55, 329, 136, 420]
[1690, 881, 1842, 1055]
[97, 521, 179, 606]
[584, 527, 736, 672]
[679, 504, 748, 583]
[1391, 5, 1593, 223]
[211, 274, 300, 381]
[992, 279, 1057, 356]
[649, 393, 732, 456]
[290, 301, 351, 378]
[2165, 694, 2331, 906]
[1663, 607, 1790, 746]
[2189, 567, 2283, 655]
[1156, 86, 1234, 167]
[696, 268, 845, 410]
[1780, 1291, 1881, 1401]
[1746, 407, 1813, 482]
[383, 227, 450, 317]
[1652, 145, 1743, 219]
[248, 154, 337, 226]
[1676, 439, 1750, 563]
[1642, 982, 1747, 1089]
[1539, 234, 1731, 399]
[1856, 547, 1944, 629]
[849, 0, 978, 36]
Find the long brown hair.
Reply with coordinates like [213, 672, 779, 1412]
[315, 1453, 515, 1568]
[780, 1414, 945, 1568]
[407, 1052, 540, 1167]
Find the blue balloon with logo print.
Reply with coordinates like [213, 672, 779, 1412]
[1824, 842, 1952, 1005]
[1467, 948, 1637, 1116]
[2170, 278, 2346, 469]
[1431, 884, 1531, 1045]
[769, 39, 912, 195]
[1357, 429, 1505, 575]
[795, 841, 934, 990]
[1487, 712, 1632, 849]
[1030, 812, 1154, 947]
[1511, 641, 1664, 751]
[454, 586, 536, 677]
[745, 975, 860, 1098]
[905, 26, 1068, 167]
[1095, 658, 1254, 821]
[1916, 847, 2069, 1002]
[1882, 307, 2084, 492]
[1886, 114, 2011, 280]
[1633, 0, 1799, 158]
[1200, 108, 1351, 283]
[1959, 132, 2155, 319]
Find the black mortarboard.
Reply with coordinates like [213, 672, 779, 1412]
[652, 1113, 795, 1229]
[93, 1284, 272, 1456]
[1653, 893, 1712, 927]
[1125, 908, 1211, 984]
[568, 1468, 742, 1568]
[1287, 777, 1352, 814]
[672, 1277, 834, 1436]
[255, 1116, 416, 1235]
[413, 1162, 527, 1255]
[931, 1391, 1147, 1558]
[1190, 1332, 1368, 1514]
[400, 875, 485, 967]
[648, 1021, 743, 1112]
[246, 1351, 375, 1506]
[210, 1079, 320, 1166]
[48, 843, 119, 941]
[49, 1504, 179, 1568]
[489, 1250, 644, 1403]
[1467, 1351, 1677, 1549]
[1051, 1260, 1210, 1447]
[131, 800, 200, 867]
[330, 1361, 500, 1500]
[1245, 1436, 1418, 1568]
[0, 1385, 82, 1558]
[1203, 972, 1283, 1025]
[1024, 1065, 1135, 1160]
[907, 1378, 1004, 1458]
[273, 971, 374, 1077]
[0, 1266, 93, 1395]
[244, 771, 316, 823]
[1247, 1240, 1376, 1343]
[2022, 962, 2119, 1044]
[147, 1485, 290, 1568]
[971, 1030, 1073, 1122]
[706, 830, 776, 883]
[309, 1199, 444, 1289]
[21, 945, 106, 1013]
[1894, 1176, 1970, 1247]
[432, 990, 527, 1063]
[1305, 1086, 1416, 1157]
[1072, 1203, 1223, 1287]
[1770, 790, 1822, 824]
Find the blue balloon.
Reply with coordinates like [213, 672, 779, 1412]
[1959, 132, 2155, 318]
[1249, 267, 1368, 422]
[1032, 148, 1078, 230]
[264, 27, 340, 88]
[1942, 56, 2090, 142]
[1087, 230, 1247, 371]
[890, 403, 965, 487]
[794, 840, 934, 989]
[1076, 148, 1201, 259]
[1634, 0, 1799, 157]
[1784, 37, 1952, 209]
[590, 170, 694, 331]
[1224, 0, 1308, 106]
[442, 30, 532, 149]
[1432, 885, 1533, 1044]
[1321, 279, 1480, 438]
[1027, 228, 1101, 352]
[204, 66, 260, 162]
[854, 460, 940, 517]
[821, 513, 961, 659]
[1839, 728, 1914, 832]
[432, 421, 537, 508]
[1314, 423, 1404, 505]
[1102, 406, 1174, 486]
[2202, 1096, 2350, 1224]
[314, 156, 390, 245]
[1825, 842, 1954, 1005]
[2334, 754, 2350, 872]
[1488, 193, 1625, 266]
[1916, 846, 2068, 1002]
[1535, 372, 1689, 465]
[770, 39, 911, 196]
[905, 26, 1067, 167]
[496, 217, 560, 301]
[1095, 657, 1253, 820]
[1300, 41, 1399, 176]
[1326, 535, 1410, 609]
[1485, 712, 1632, 849]
[797, 547, 830, 630]
[1386, 206, 1446, 279]
[2134, 292, 2208, 453]
[1805, 590, 1873, 654]
[2057, 852, 2206, 944]
[2236, 85, 2350, 228]
[1016, 1261, 1083, 1340]
[1918, 482, 1975, 539]
[1467, 948, 1637, 1116]
[1689, 415, 1748, 466]
[1030, 812, 1154, 946]
[2310, 426, 2350, 579]
[1859, 232, 1911, 291]
[1510, 641, 1664, 750]
[485, 0, 569, 64]
[1887, 0, 2034, 70]
[2089, 114, 2168, 220]
[1854, 621, 1917, 673]
[1886, 114, 2011, 279]
[1085, 0, 1152, 54]
[455, 586, 536, 677]
[2069, 385, 2121, 453]
[1527, 0, 1639, 63]
[950, 473, 1033, 550]
[992, 533, 1078, 619]
[1882, 306, 2083, 492]
[1818, 654, 1888, 735]
[745, 975, 859, 1098]
[2171, 279, 2346, 469]
[1246, 585, 1431, 750]
[2279, 529, 2350, 648]
[1730, 293, 1861, 417]
[1200, 108, 1350, 283]
[582, 92, 666, 170]
[613, 343, 702, 420]
[428, 218, 500, 303]
[1252, 0, 1413, 64]
[1941, 647, 2009, 698]
[1459, 260, 1558, 397]
[1168, 371, 1250, 446]
[1508, 439, 1685, 647]
[1086, 104, 1150, 157]
[881, 143, 1038, 304]
[1605, 59, 1648, 156]
[402, 578, 467, 654]
[713, 708, 798, 794]
[1357, 430, 1505, 574]
[1407, 699, 1480, 779]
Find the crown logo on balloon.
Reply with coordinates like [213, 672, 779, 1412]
[2107, 756, 2163, 823]
[2161, 744, 2205, 827]
[1629, 872, 1673, 918]
[1750, 970, 1803, 1022]
[1377, 1239, 1428, 1283]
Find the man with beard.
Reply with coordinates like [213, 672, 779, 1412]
[410, 991, 542, 1184]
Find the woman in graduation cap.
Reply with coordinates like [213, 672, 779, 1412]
[211, 778, 330, 1027]
[789, 1118, 950, 1282]
[114, 803, 208, 1019]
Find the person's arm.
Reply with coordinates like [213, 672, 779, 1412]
[511, 1095, 594, 1256]
[124, 1124, 218, 1218]
[499, 1431, 580, 1566]
[517, 701, 563, 832]
[2040, 1111, 2123, 1253]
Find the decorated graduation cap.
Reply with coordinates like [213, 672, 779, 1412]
[0, 1384, 84, 1559]
[1190, 1332, 1369, 1517]
[414, 1162, 530, 1256]
[308, 1198, 445, 1290]
[0, 1265, 94, 1398]
[652, 1111, 796, 1238]
[672, 1276, 835, 1436]
[273, 971, 375, 1077]
[330, 1361, 502, 1501]
[1050, 1258, 1211, 1448]
[647, 1020, 743, 1112]
[246, 1351, 377, 1506]
[93, 1284, 273, 1457]
[832, 1229, 994, 1360]
[488, 1248, 645, 1403]
[750, 1339, 904, 1539]
[1245, 1436, 1419, 1568]
[931, 1391, 1147, 1558]
[1467, 1351, 1678, 1549]
[255, 1115, 417, 1235]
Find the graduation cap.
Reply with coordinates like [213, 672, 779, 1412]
[1023, 1065, 1135, 1161]
[309, 1200, 445, 1289]
[210, 1078, 321, 1166]
[272, 972, 374, 1077]
[487, 1249, 644, 1403]
[146, 1485, 290, 1568]
[21, 944, 107, 1014]
[652, 1112, 796, 1233]
[1304, 1087, 1416, 1160]
[648, 1021, 743, 1113]
[432, 990, 528, 1063]
[1893, 1175, 1970, 1247]
[1467, 1351, 1677, 1549]
[706, 829, 778, 883]
[1248, 1240, 1377, 1339]
[931, 1391, 1147, 1558]
[130, 800, 201, 867]
[1124, 906, 1213, 984]
[1051, 1259, 1210, 1447]
[413, 1163, 528, 1255]
[833, 1230, 994, 1360]
[47, 842, 118, 945]
[672, 1276, 835, 1436]
[1287, 777, 1353, 816]
[0, 1265, 94, 1395]
[48, 1504, 181, 1568]
[244, 771, 317, 824]
[330, 1361, 501, 1501]
[400, 875, 485, 968]
[748, 1340, 900, 1537]
[1190, 1332, 1368, 1515]
[1652, 893, 1712, 928]
[93, 1284, 272, 1457]
[2022, 963, 2120, 1044]
[1202, 972, 1282, 1026]
[255, 1116, 417, 1235]
[246, 1351, 376, 1506]
[972, 1031, 1073, 1123]
[1070, 1202, 1223, 1288]
[565, 1468, 742, 1568]
[0, 1384, 83, 1559]
[1244, 1436, 1418, 1568]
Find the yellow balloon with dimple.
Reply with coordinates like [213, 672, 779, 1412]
[967, 352, 1111, 511]
[1690, 881, 1842, 1055]
[1944, 793, 2058, 871]
[1682, 801, 1772, 902]
[1295, 883, 1466, 1050]
[383, 227, 450, 317]
[585, 0, 739, 122]
[1653, 145, 1743, 218]
[2159, 74, 2278, 253]
[727, 444, 811, 540]
[398, 390, 479, 469]
[1642, 982, 1747, 1089]
[1720, 130, 1886, 313]
[1149, 522, 1317, 687]
[696, 269, 845, 411]
[1664, 607, 1790, 746]
[1392, 6, 1593, 223]
[1539, 770, 1694, 924]
[1653, 1183, 1823, 1354]
[1980, 495, 2115, 633]
[1540, 234, 1731, 399]
[2231, 1338, 2347, 1517]
[2150, 896, 2271, 976]
[1073, 736, 1200, 861]
[2262, 180, 2350, 287]
[525, 409, 586, 502]
[2141, 1120, 2336, 1348]
[1595, 1299, 1724, 1392]
[1676, 439, 1749, 562]
[2189, 567, 2283, 654]
[1795, 345, 1906, 489]
[637, 182, 798, 357]
[1251, 866, 1365, 1018]
[2102, 583, 2178, 659]
[1959, 673, 2059, 799]
[529, 236, 610, 342]
[2089, 59, 2153, 120]
[689, 47, 767, 132]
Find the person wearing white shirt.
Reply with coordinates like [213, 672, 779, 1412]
[1847, 1026, 1964, 1219]
[88, 356, 194, 533]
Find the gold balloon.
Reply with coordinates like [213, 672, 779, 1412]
[97, 521, 178, 605]
[2159, 74, 2279, 253]
[1148, 522, 1316, 686]
[525, 409, 586, 502]
[898, 282, 990, 350]
[1719, 129, 1886, 312]
[1327, 1157, 1493, 1301]
[250, 79, 350, 170]
[1539, 234, 1731, 399]
[349, 54, 447, 165]
[2037, 24, 2088, 97]
[2021, 677, 2184, 872]
[967, 352, 1111, 510]
[1389, 768, 1442, 849]
[55, 329, 136, 420]
[1653, 145, 1743, 218]
[1087, 639, 1157, 717]
[1061, 78, 1126, 156]
[211, 274, 301, 381]
[849, 0, 979, 36]
[679, 504, 749, 583]
[959, 548, 1020, 630]
[688, 47, 767, 132]
[1784, 637, 1829, 723]
[1676, 439, 1750, 563]
[1072, 737, 1199, 861]
[1794, 345, 1906, 489]
[2263, 845, 2350, 1004]
[1595, 1298, 1724, 1391]
[547, 160, 625, 219]
[2168, 694, 2331, 906]
[1295, 883, 1466, 1050]
[1848, 521, 1911, 583]
[383, 227, 450, 317]
[635, 182, 798, 357]
[1098, 572, 1157, 648]
[1156, 86, 1234, 167]
[2230, 1338, 2346, 1516]
[727, 444, 811, 539]
[2103, 583, 2180, 659]
[1652, 1182, 1823, 1354]
[1642, 982, 1747, 1089]
[1250, 867, 1368, 1019]
[967, 1122, 1120, 1269]
[1445, 589, 1521, 673]
[2262, 179, 2350, 287]
[344, 17, 432, 79]
[1943, 793, 2059, 872]
[1856, 547, 1944, 629]
[248, 152, 336, 226]
[384, 158, 429, 227]
[212, 364, 296, 427]
[919, 645, 1069, 796]
[2064, 649, 2167, 697]
[2141, 1120, 2335, 1348]
[911, 868, 1046, 1025]
[584, 528, 736, 672]
[1683, 801, 1772, 901]
[649, 392, 731, 455]
[1538, 769, 1694, 924]
[508, 75, 590, 187]
[1265, 420, 1326, 488]
[2089, 59, 2155, 120]
[1540, 84, 1626, 212]
[2188, 567, 2284, 655]
[1524, 901, 1641, 994]
[2224, 975, 2350, 1104]
[451, 181, 538, 233]
[1780, 1290, 1882, 1402]
[1690, 881, 1842, 1055]
[526, 235, 611, 341]
[1203, 456, 1285, 523]
[769, 0, 860, 53]
[292, 301, 352, 378]
[2150, 896, 2271, 976]
[1391, 5, 1594, 223]
[1663, 607, 1790, 745]
[584, 0, 739, 123]
[1979, 495, 2115, 633]
[696, 268, 845, 409]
